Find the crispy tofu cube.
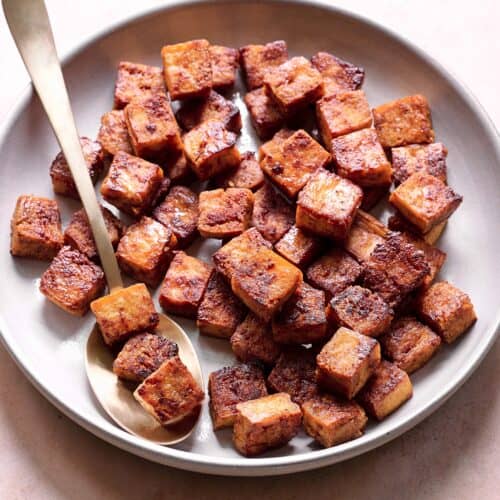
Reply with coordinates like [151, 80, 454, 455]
[302, 393, 367, 447]
[113, 332, 179, 383]
[159, 251, 213, 318]
[164, 152, 195, 186]
[316, 327, 381, 399]
[97, 110, 133, 157]
[197, 273, 247, 338]
[161, 39, 212, 101]
[327, 285, 393, 337]
[11, 195, 63, 260]
[39, 246, 105, 316]
[316, 90, 372, 151]
[50, 137, 105, 199]
[239, 40, 288, 90]
[100, 151, 164, 218]
[373, 94, 435, 148]
[274, 225, 323, 268]
[91, 283, 159, 347]
[233, 393, 302, 456]
[388, 211, 447, 245]
[134, 356, 204, 424]
[213, 151, 265, 191]
[258, 128, 295, 160]
[244, 87, 285, 140]
[209, 364, 268, 429]
[210, 45, 240, 91]
[357, 360, 413, 420]
[380, 317, 441, 373]
[296, 169, 363, 240]
[416, 281, 477, 343]
[331, 128, 392, 187]
[198, 188, 254, 239]
[389, 172, 462, 233]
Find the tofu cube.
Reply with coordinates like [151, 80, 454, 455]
[210, 45, 240, 91]
[388, 211, 447, 245]
[164, 152, 196, 186]
[213, 151, 265, 191]
[258, 128, 295, 160]
[360, 185, 389, 211]
[244, 87, 285, 140]
[97, 110, 133, 157]
[275, 225, 323, 268]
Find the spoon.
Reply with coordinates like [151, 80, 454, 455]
[3, 0, 204, 445]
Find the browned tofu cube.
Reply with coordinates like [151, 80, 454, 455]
[113, 332, 179, 383]
[373, 94, 435, 148]
[100, 151, 164, 218]
[90, 283, 159, 347]
[164, 152, 196, 186]
[258, 128, 295, 160]
[161, 39, 212, 101]
[302, 393, 367, 447]
[198, 188, 254, 239]
[380, 317, 441, 373]
[416, 281, 477, 343]
[389, 172, 462, 233]
[239, 40, 288, 90]
[39, 246, 105, 316]
[316, 327, 381, 399]
[327, 285, 393, 337]
[197, 273, 247, 338]
[134, 356, 204, 424]
[316, 90, 372, 151]
[97, 110, 133, 157]
[344, 211, 388, 262]
[360, 185, 390, 211]
[210, 45, 240, 91]
[275, 225, 323, 268]
[209, 364, 268, 430]
[296, 169, 363, 240]
[213, 151, 265, 191]
[244, 87, 285, 140]
[357, 360, 413, 420]
[50, 137, 105, 199]
[10, 195, 63, 260]
[233, 393, 302, 456]
[388, 211, 447, 245]
[113, 61, 165, 109]
[159, 251, 213, 318]
[331, 128, 392, 187]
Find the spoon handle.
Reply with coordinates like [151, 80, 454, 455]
[3, 0, 123, 292]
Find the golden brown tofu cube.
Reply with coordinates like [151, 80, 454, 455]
[164, 152, 196, 186]
[416, 281, 477, 343]
[233, 392, 302, 456]
[97, 110, 133, 157]
[239, 40, 288, 90]
[159, 251, 213, 318]
[274, 225, 323, 268]
[91, 283, 159, 347]
[389, 172, 462, 233]
[210, 45, 240, 91]
[100, 151, 164, 218]
[209, 364, 268, 430]
[373, 94, 435, 148]
[316, 90, 372, 151]
[357, 360, 413, 420]
[244, 87, 285, 140]
[258, 128, 295, 160]
[134, 356, 204, 424]
[388, 211, 447, 245]
[360, 185, 390, 211]
[380, 317, 441, 373]
[50, 137, 104, 200]
[39, 246, 105, 316]
[198, 188, 254, 239]
[11, 195, 63, 260]
[113, 332, 179, 383]
[213, 151, 265, 191]
[161, 39, 212, 101]
[302, 393, 367, 447]
[296, 169, 363, 240]
[197, 273, 247, 338]
[331, 128, 392, 187]
[316, 327, 381, 399]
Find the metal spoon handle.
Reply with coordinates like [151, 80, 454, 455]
[3, 0, 123, 292]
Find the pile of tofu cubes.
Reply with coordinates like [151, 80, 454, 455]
[10, 38, 477, 456]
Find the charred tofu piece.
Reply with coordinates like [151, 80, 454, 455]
[159, 251, 213, 318]
[50, 137, 104, 199]
[198, 188, 254, 239]
[416, 281, 477, 343]
[244, 87, 285, 140]
[210, 45, 240, 91]
[357, 360, 413, 420]
[239, 40, 288, 90]
[209, 364, 268, 429]
[389, 172, 462, 233]
[388, 211, 447, 245]
[10, 195, 63, 260]
[213, 151, 265, 191]
[91, 283, 159, 347]
[275, 225, 323, 268]
[233, 393, 302, 456]
[360, 185, 390, 211]
[39, 246, 105, 316]
[373, 94, 435, 148]
[316, 90, 372, 151]
[100, 151, 164, 218]
[134, 356, 204, 425]
[296, 169, 363, 240]
[113, 332, 179, 383]
[327, 285, 393, 337]
[344, 212, 388, 262]
[316, 327, 381, 399]
[164, 152, 195, 186]
[97, 110, 133, 157]
[161, 39, 212, 101]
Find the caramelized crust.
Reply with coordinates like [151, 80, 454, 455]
[210, 45, 240, 91]
[387, 211, 447, 245]
[244, 87, 285, 140]
[97, 110, 133, 157]
[164, 152, 195, 186]
[258, 128, 295, 160]
[213, 152, 265, 191]
[275, 225, 323, 268]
